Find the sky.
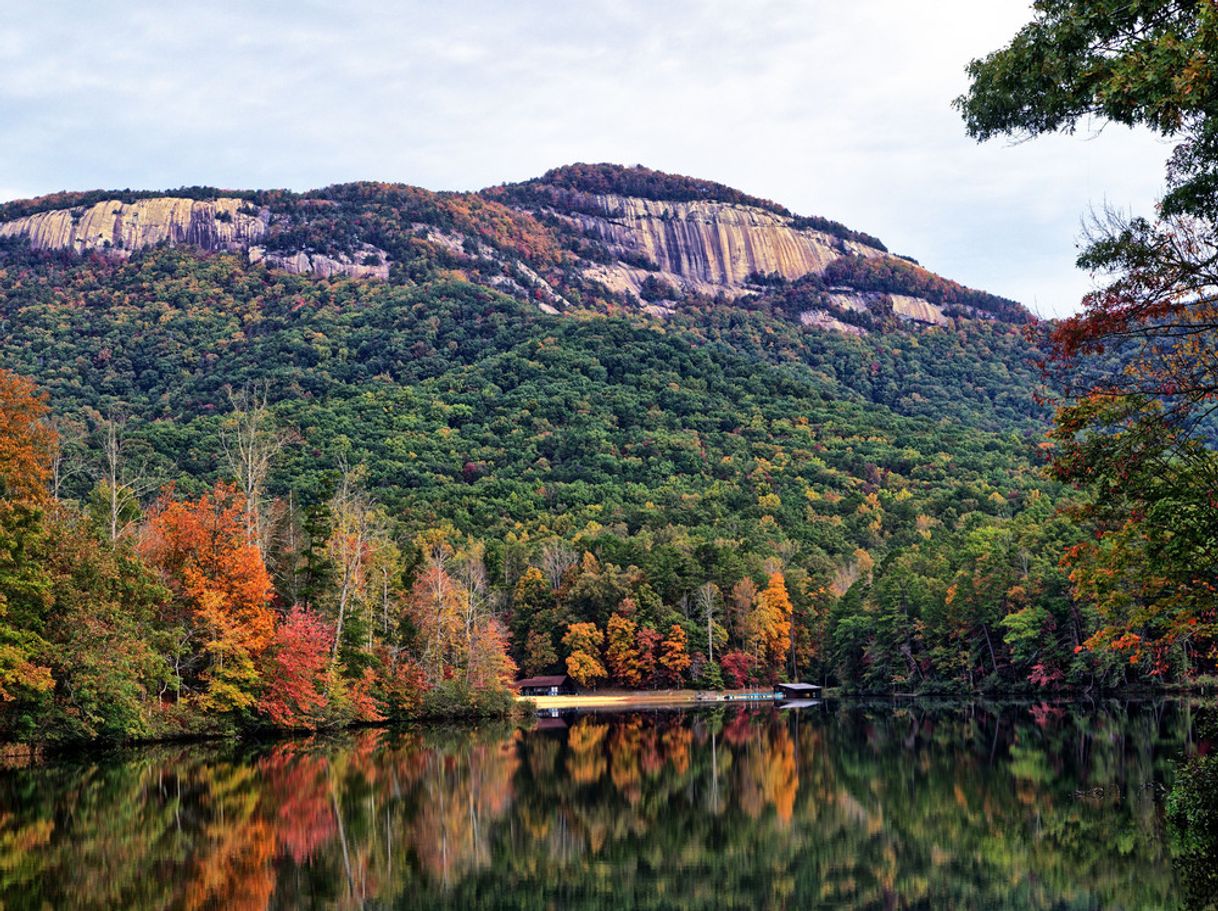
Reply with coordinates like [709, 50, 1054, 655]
[0, 0, 1172, 316]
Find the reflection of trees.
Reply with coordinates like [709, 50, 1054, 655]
[0, 702, 1202, 909]
[182, 763, 276, 911]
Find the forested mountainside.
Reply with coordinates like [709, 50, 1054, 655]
[0, 164, 1183, 743]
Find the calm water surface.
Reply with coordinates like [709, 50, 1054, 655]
[0, 701, 1207, 909]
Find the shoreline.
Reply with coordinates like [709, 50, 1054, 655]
[522, 688, 781, 711]
[520, 686, 1218, 714]
[5, 689, 1215, 761]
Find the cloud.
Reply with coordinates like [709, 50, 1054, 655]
[0, 0, 1169, 315]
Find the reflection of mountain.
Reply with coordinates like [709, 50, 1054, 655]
[0, 703, 1191, 909]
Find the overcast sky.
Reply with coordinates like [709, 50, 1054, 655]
[1, 0, 1171, 316]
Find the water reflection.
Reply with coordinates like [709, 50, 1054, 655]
[0, 701, 1206, 909]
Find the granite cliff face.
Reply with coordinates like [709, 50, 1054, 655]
[565, 194, 881, 289]
[0, 197, 268, 254]
[0, 196, 390, 281]
[247, 245, 391, 281]
[529, 190, 885, 301]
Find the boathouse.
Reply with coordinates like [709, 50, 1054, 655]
[515, 674, 575, 697]
[774, 682, 821, 701]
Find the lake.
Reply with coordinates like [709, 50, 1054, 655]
[0, 700, 1206, 909]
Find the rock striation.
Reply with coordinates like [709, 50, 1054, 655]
[0, 197, 268, 254]
[414, 224, 569, 311]
[576, 194, 878, 281]
[547, 192, 886, 299]
[0, 197, 391, 282]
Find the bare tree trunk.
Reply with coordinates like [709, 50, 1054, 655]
[329, 468, 369, 662]
[48, 417, 86, 501]
[695, 582, 720, 665]
[98, 413, 155, 543]
[459, 547, 488, 684]
[540, 541, 577, 591]
[282, 491, 301, 605]
[221, 383, 289, 553]
[104, 418, 122, 543]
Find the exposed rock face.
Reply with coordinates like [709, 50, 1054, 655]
[0, 197, 268, 254]
[823, 288, 949, 328]
[553, 193, 885, 298]
[248, 244, 391, 281]
[0, 197, 392, 282]
[890, 294, 949, 326]
[799, 309, 867, 336]
[824, 291, 874, 313]
[415, 224, 569, 310]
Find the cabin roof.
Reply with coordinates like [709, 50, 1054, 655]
[776, 682, 821, 693]
[514, 674, 570, 689]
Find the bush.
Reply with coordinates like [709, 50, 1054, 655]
[694, 661, 724, 690]
[418, 680, 517, 720]
[638, 275, 679, 303]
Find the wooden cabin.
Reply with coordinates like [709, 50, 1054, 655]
[774, 682, 821, 701]
[515, 674, 575, 697]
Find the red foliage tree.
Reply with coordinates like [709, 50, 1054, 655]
[259, 605, 332, 728]
[720, 650, 755, 689]
[635, 625, 662, 688]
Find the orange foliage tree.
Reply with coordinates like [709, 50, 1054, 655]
[408, 553, 465, 684]
[658, 625, 692, 687]
[605, 613, 643, 687]
[141, 483, 275, 713]
[0, 369, 54, 504]
[0, 369, 56, 710]
[467, 616, 518, 690]
[563, 621, 606, 688]
[748, 572, 794, 681]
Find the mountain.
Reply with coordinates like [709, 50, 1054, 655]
[0, 163, 1027, 330]
[0, 164, 1088, 705]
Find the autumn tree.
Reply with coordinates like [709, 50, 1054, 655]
[140, 483, 276, 713]
[466, 616, 517, 691]
[658, 624, 691, 688]
[605, 613, 643, 687]
[635, 625, 662, 687]
[745, 572, 794, 680]
[409, 541, 466, 684]
[0, 370, 56, 716]
[562, 621, 606, 688]
[959, 1, 1218, 672]
[0, 370, 54, 504]
[720, 650, 755, 689]
[728, 577, 756, 646]
[259, 605, 333, 728]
